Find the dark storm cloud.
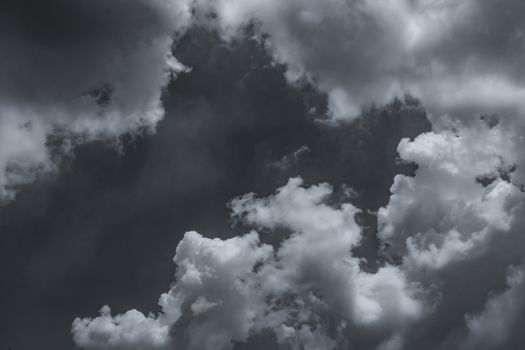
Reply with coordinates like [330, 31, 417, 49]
[5, 1, 525, 349]
[1, 29, 429, 349]
[0, 0, 191, 201]
[69, 2, 525, 346]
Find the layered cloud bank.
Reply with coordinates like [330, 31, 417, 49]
[4, 0, 525, 199]
[73, 120, 525, 350]
[193, 0, 525, 120]
[0, 0, 191, 201]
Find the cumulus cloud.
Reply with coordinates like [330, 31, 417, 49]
[73, 178, 423, 350]
[192, 0, 525, 120]
[378, 119, 525, 349]
[73, 118, 525, 349]
[378, 119, 522, 266]
[73, 231, 273, 350]
[72, 306, 172, 350]
[0, 0, 192, 201]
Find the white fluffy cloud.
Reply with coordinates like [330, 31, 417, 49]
[0, 0, 192, 202]
[73, 178, 423, 350]
[72, 306, 172, 350]
[73, 231, 273, 350]
[378, 120, 525, 349]
[378, 119, 522, 268]
[193, 0, 525, 120]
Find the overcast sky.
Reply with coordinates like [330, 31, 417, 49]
[2, 1, 525, 350]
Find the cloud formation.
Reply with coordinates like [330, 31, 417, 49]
[193, 0, 525, 120]
[72, 117, 525, 349]
[0, 0, 191, 201]
[377, 119, 525, 349]
[2, 0, 524, 348]
[7, 0, 523, 200]
[73, 178, 421, 350]
[1, 30, 433, 349]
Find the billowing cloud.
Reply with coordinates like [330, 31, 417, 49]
[0, 0, 191, 201]
[73, 178, 423, 350]
[73, 118, 525, 349]
[192, 0, 525, 120]
[378, 119, 521, 266]
[73, 231, 273, 350]
[378, 119, 525, 349]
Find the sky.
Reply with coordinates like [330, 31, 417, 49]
[1, 1, 525, 350]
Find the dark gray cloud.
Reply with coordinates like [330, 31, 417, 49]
[4, 1, 525, 349]
[1, 29, 429, 349]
